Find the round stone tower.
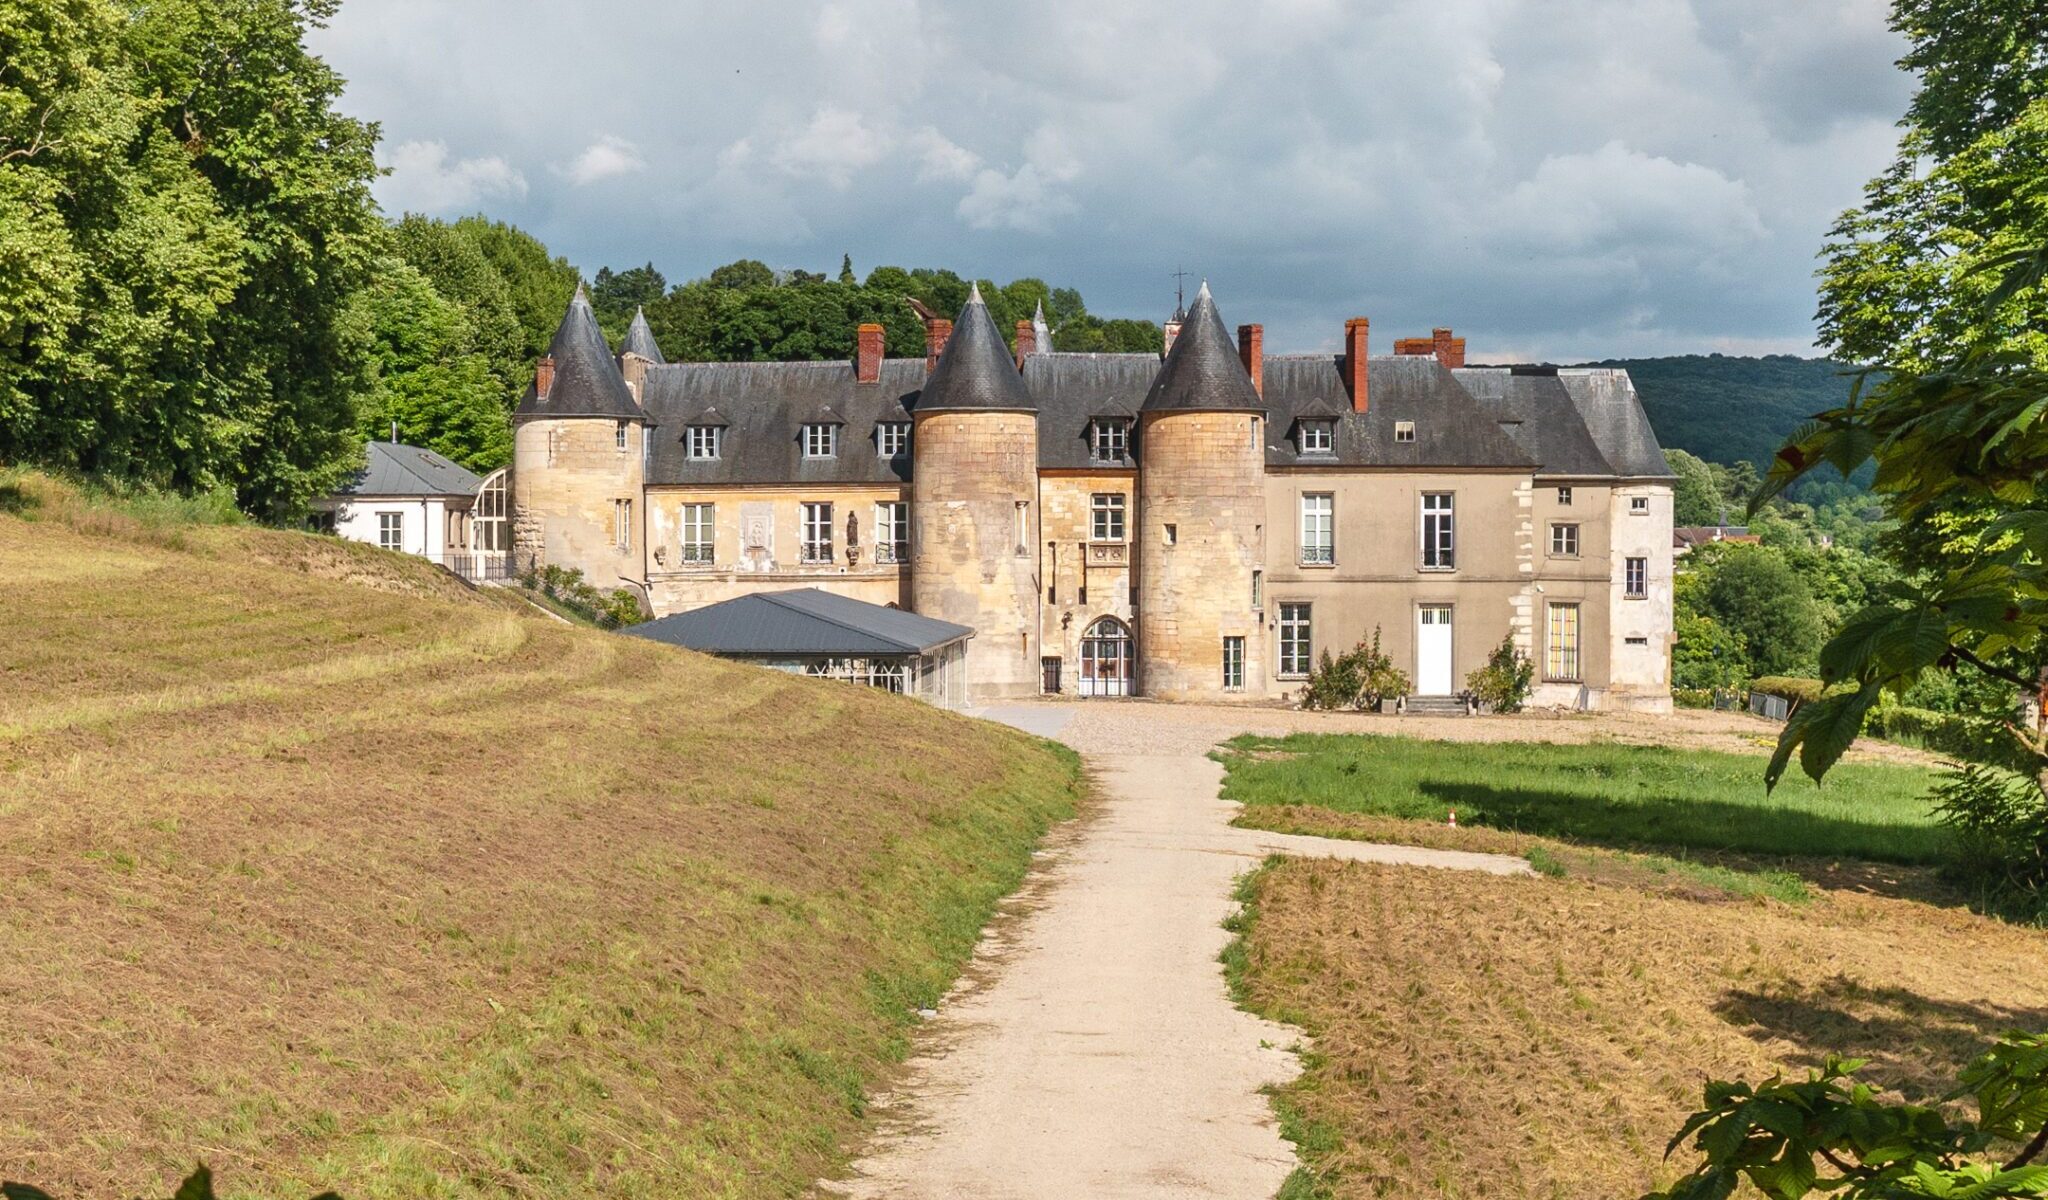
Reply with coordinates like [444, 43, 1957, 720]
[510, 286, 651, 592]
[1136, 282, 1267, 701]
[911, 284, 1041, 701]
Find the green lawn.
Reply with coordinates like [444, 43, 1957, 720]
[1216, 733, 1946, 864]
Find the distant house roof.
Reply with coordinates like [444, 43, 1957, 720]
[1673, 525, 1759, 549]
[333, 441, 485, 498]
[621, 588, 975, 657]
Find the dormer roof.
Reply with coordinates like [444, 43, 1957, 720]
[914, 283, 1037, 414]
[1141, 282, 1263, 414]
[515, 285, 645, 423]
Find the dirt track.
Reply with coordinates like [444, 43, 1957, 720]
[822, 710, 1527, 1199]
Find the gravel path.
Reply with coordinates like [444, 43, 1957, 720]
[822, 707, 1527, 1199]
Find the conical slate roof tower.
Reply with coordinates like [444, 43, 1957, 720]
[1142, 281, 1262, 413]
[516, 285, 644, 421]
[916, 283, 1036, 413]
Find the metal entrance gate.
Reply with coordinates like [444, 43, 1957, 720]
[1078, 617, 1133, 697]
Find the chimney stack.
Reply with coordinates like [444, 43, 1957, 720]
[925, 319, 953, 372]
[855, 322, 885, 384]
[1238, 323, 1263, 396]
[1432, 327, 1466, 369]
[1344, 318, 1370, 413]
[1162, 314, 1183, 359]
[534, 354, 555, 400]
[1015, 319, 1036, 369]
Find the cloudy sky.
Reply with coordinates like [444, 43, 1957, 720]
[309, 0, 1913, 361]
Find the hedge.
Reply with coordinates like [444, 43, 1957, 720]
[1750, 676, 1824, 706]
[1864, 705, 2035, 772]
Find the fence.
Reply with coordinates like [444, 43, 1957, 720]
[429, 551, 514, 584]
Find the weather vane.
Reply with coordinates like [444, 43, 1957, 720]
[1171, 265, 1189, 313]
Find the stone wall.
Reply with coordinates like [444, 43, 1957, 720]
[642, 484, 911, 617]
[511, 417, 645, 592]
[1139, 412, 1265, 701]
[911, 411, 1040, 700]
[1036, 472, 1139, 689]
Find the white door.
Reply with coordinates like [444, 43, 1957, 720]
[1417, 605, 1454, 694]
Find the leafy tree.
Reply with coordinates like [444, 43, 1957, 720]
[1686, 543, 1826, 678]
[1666, 449, 1724, 525]
[1671, 610, 1748, 690]
[452, 216, 580, 370]
[343, 258, 510, 470]
[389, 214, 525, 404]
[838, 253, 855, 284]
[1649, 1033, 2048, 1199]
[708, 258, 774, 291]
[589, 261, 665, 339]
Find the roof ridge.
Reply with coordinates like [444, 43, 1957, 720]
[758, 589, 922, 654]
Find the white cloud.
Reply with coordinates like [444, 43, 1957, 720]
[769, 107, 891, 188]
[910, 127, 980, 183]
[377, 140, 526, 214]
[1493, 141, 1766, 253]
[558, 135, 647, 186]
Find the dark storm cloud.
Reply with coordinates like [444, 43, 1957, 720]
[309, 0, 1912, 359]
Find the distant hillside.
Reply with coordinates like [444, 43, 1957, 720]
[1574, 354, 1861, 473]
[0, 470, 1080, 1199]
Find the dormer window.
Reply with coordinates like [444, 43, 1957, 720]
[803, 423, 838, 459]
[687, 425, 722, 461]
[1090, 418, 1130, 463]
[1298, 420, 1334, 456]
[1394, 421, 1416, 443]
[877, 422, 910, 457]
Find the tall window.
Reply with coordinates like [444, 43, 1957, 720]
[1421, 492, 1455, 569]
[614, 499, 633, 550]
[1251, 569, 1263, 611]
[877, 422, 910, 457]
[687, 425, 722, 461]
[1298, 421, 1333, 455]
[1090, 419, 1129, 462]
[378, 511, 403, 551]
[875, 501, 909, 563]
[1223, 636, 1245, 691]
[472, 470, 508, 551]
[1091, 493, 1126, 542]
[802, 502, 834, 562]
[1550, 523, 1580, 557]
[1300, 493, 1334, 564]
[1546, 602, 1581, 681]
[1625, 556, 1648, 599]
[681, 503, 715, 564]
[616, 421, 630, 452]
[1278, 603, 1313, 676]
[803, 423, 838, 458]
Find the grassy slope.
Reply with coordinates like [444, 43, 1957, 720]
[0, 473, 1081, 1199]
[1216, 733, 1943, 864]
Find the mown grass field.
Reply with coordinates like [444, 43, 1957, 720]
[1213, 731, 2048, 1198]
[0, 471, 1082, 1199]
[1217, 732, 1945, 864]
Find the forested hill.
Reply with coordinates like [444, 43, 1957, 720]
[1574, 354, 1860, 472]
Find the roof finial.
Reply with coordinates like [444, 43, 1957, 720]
[1196, 278, 1211, 300]
[967, 280, 984, 305]
[1033, 298, 1045, 320]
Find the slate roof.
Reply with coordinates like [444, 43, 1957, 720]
[619, 307, 666, 365]
[1023, 353, 1157, 470]
[332, 441, 484, 498]
[645, 360, 920, 485]
[1142, 282, 1263, 413]
[622, 587, 974, 657]
[1260, 354, 1535, 470]
[515, 285, 646, 423]
[916, 283, 1036, 414]
[1459, 366, 1674, 479]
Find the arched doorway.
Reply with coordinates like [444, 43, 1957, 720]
[1078, 617, 1134, 697]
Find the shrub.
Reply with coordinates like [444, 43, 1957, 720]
[1465, 635, 1534, 713]
[1298, 628, 1410, 711]
[1671, 687, 1720, 709]
[1865, 706, 2034, 771]
[1931, 762, 2048, 908]
[519, 565, 644, 629]
[1749, 675, 1823, 706]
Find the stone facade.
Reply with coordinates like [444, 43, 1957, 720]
[910, 410, 1041, 700]
[509, 286, 1677, 709]
[1138, 411, 1266, 701]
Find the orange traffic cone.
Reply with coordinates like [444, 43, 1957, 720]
[1448, 809, 1457, 829]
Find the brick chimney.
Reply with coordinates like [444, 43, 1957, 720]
[1432, 327, 1466, 369]
[1015, 319, 1035, 369]
[1238, 323, 1263, 396]
[855, 323, 884, 384]
[1162, 313, 1183, 359]
[1344, 318, 1370, 413]
[925, 319, 953, 372]
[534, 354, 555, 400]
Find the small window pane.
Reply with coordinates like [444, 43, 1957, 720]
[1091, 493, 1126, 542]
[1550, 523, 1579, 557]
[378, 512, 403, 551]
[1546, 602, 1581, 681]
[681, 503, 715, 564]
[1223, 636, 1245, 690]
[876, 502, 909, 563]
[1090, 419, 1129, 462]
[1625, 556, 1648, 599]
[878, 423, 909, 457]
[1421, 492, 1455, 569]
[1557, 486, 1573, 505]
[804, 424, 838, 458]
[802, 502, 834, 562]
[1300, 493, 1334, 564]
[688, 426, 722, 461]
[1278, 603, 1313, 676]
[1299, 422, 1333, 454]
